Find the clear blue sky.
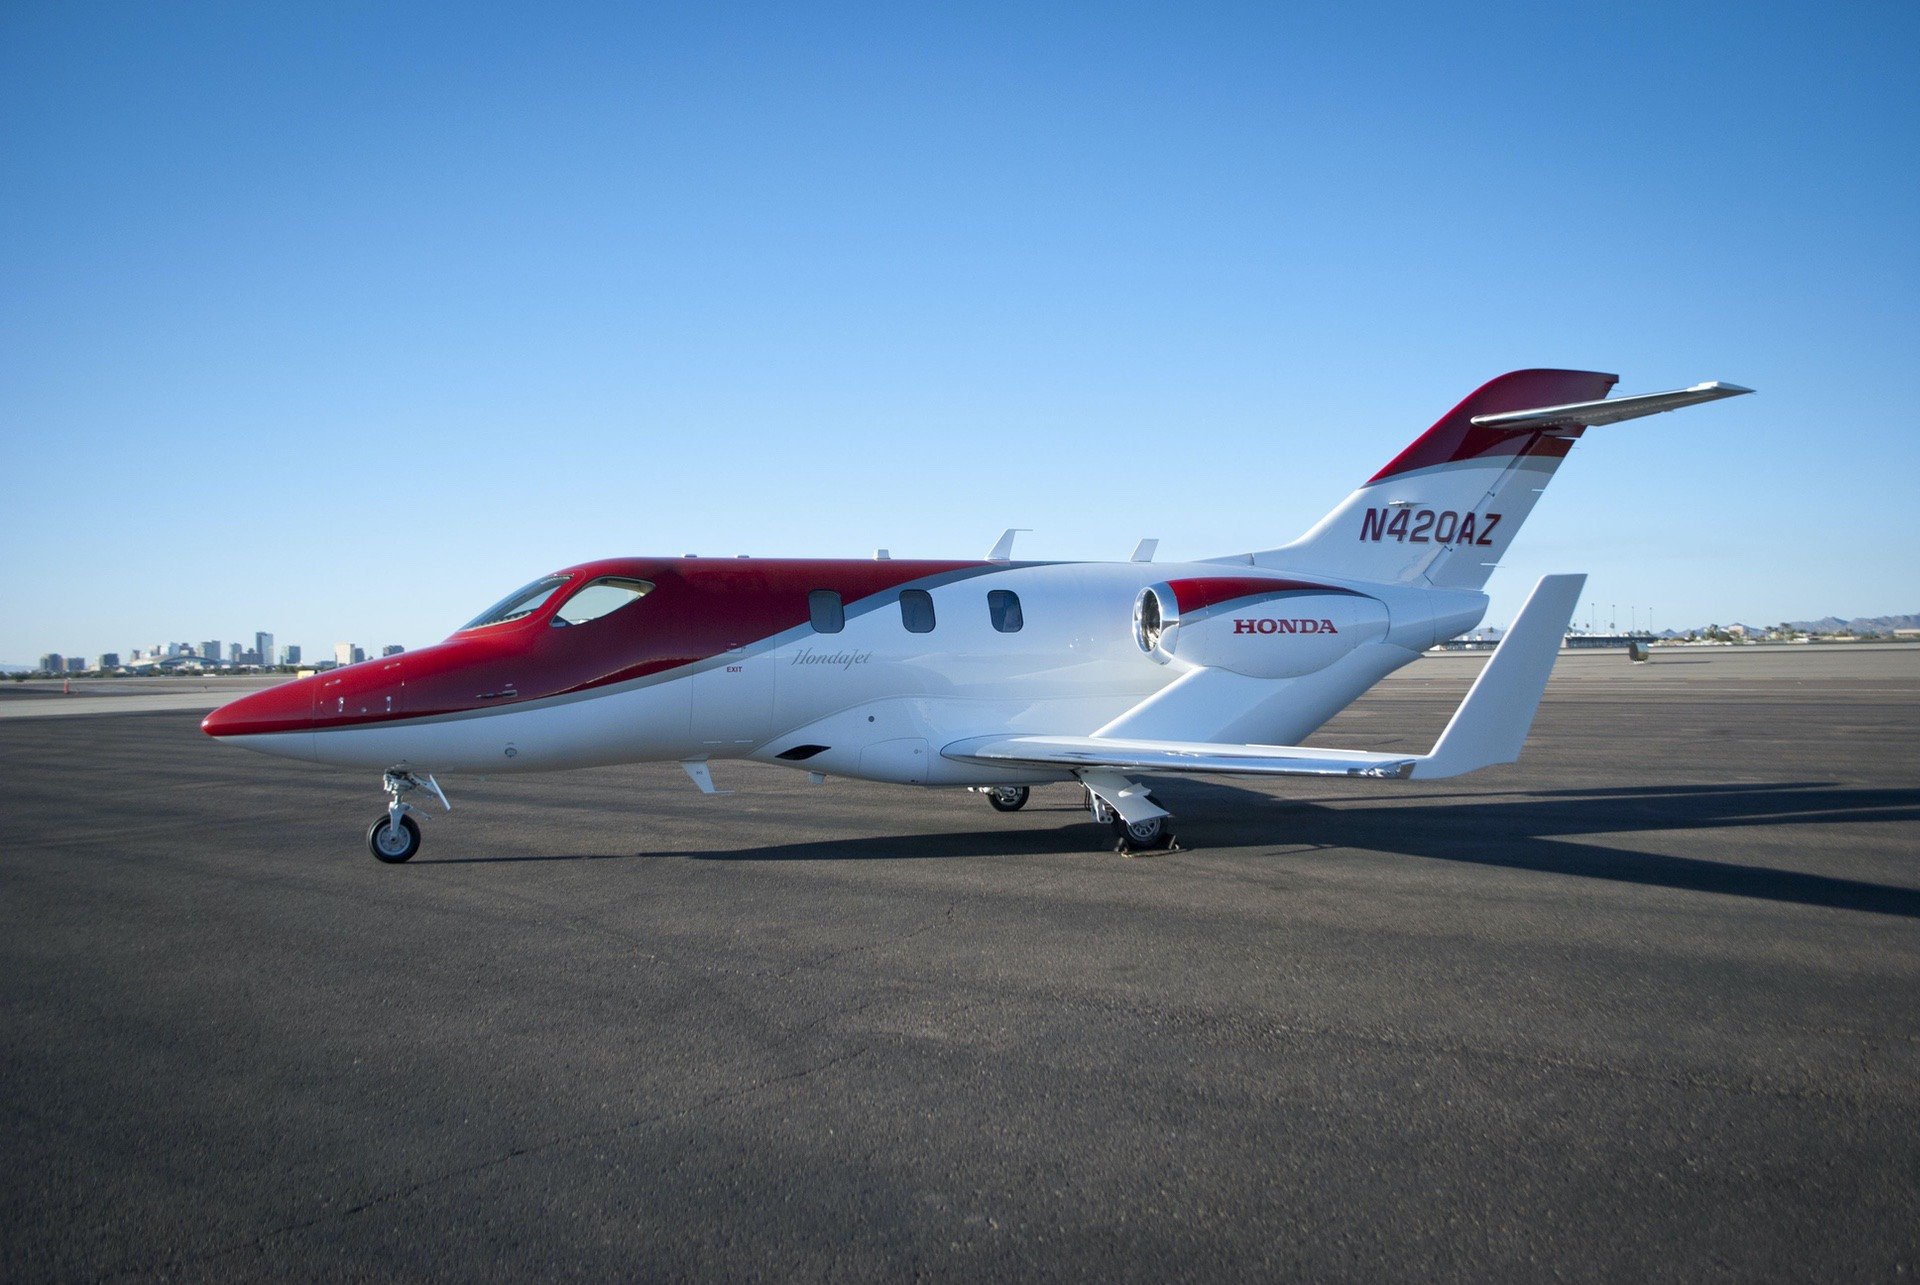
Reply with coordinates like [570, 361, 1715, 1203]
[3, 1, 1914, 662]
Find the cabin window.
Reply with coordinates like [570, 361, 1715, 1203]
[988, 589, 1024, 633]
[899, 589, 936, 633]
[809, 589, 845, 634]
[552, 577, 655, 627]
[461, 574, 571, 630]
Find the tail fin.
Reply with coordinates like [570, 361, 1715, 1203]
[1246, 370, 1749, 590]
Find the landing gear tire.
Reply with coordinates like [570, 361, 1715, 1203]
[368, 813, 422, 863]
[987, 786, 1030, 812]
[1111, 814, 1174, 854]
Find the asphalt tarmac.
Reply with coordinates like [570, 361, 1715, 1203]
[3, 649, 1916, 1278]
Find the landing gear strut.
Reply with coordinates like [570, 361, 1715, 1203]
[368, 769, 449, 864]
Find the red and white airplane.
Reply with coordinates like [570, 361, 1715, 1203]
[203, 369, 1749, 861]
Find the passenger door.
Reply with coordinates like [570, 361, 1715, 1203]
[690, 647, 775, 748]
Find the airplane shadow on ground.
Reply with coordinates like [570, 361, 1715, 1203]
[425, 780, 1920, 919]
[1158, 778, 1920, 919]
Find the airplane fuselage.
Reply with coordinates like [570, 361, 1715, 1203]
[202, 556, 1485, 784]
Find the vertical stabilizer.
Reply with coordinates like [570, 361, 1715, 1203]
[1249, 370, 1619, 589]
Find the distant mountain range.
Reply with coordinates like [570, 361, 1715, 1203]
[1653, 613, 1920, 638]
[1782, 613, 1920, 635]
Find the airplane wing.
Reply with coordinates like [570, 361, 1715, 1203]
[942, 734, 1420, 778]
[943, 573, 1586, 783]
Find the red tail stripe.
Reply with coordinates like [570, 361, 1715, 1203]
[1369, 369, 1617, 483]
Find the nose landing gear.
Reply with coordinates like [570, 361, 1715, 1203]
[368, 769, 450, 863]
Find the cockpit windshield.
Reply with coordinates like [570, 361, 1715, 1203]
[552, 577, 654, 626]
[461, 574, 572, 630]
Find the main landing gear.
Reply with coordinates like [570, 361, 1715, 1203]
[976, 780, 1171, 852]
[368, 769, 450, 864]
[1080, 776, 1178, 855]
[985, 785, 1030, 812]
[975, 775, 1167, 845]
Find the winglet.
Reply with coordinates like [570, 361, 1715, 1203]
[1414, 573, 1585, 778]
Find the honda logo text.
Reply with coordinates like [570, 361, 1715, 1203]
[1232, 618, 1339, 635]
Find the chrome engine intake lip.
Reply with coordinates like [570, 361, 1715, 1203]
[1133, 584, 1179, 663]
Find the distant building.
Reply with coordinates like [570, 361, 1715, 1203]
[335, 642, 356, 667]
[351, 645, 366, 665]
[66, 657, 86, 673]
[382, 644, 405, 657]
[99, 652, 121, 670]
[229, 642, 244, 663]
[242, 649, 262, 666]
[201, 640, 223, 664]
[255, 632, 274, 669]
[282, 644, 302, 665]
[39, 653, 63, 674]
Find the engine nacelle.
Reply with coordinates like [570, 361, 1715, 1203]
[1133, 579, 1391, 679]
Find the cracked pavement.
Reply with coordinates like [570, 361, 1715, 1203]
[2, 647, 1917, 1278]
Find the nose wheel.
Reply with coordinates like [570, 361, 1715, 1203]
[368, 813, 422, 863]
[368, 769, 449, 863]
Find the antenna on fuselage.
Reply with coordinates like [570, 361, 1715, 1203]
[987, 528, 1030, 563]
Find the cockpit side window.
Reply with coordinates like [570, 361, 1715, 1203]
[552, 577, 656, 627]
[461, 575, 572, 630]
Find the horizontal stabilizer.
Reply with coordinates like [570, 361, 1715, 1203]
[1469, 381, 1751, 431]
[942, 573, 1586, 783]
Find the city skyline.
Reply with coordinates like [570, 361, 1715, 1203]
[27, 636, 398, 673]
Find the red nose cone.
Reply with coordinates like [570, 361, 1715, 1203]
[202, 677, 316, 738]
